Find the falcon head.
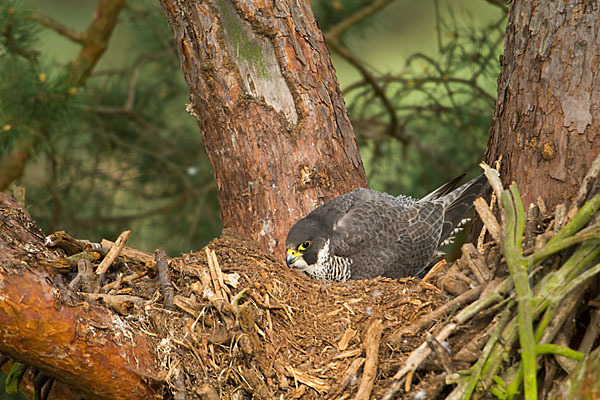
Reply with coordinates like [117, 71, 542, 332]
[285, 216, 329, 273]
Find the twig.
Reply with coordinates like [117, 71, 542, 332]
[33, 371, 51, 400]
[529, 224, 600, 266]
[96, 230, 131, 275]
[383, 277, 513, 399]
[578, 303, 600, 354]
[325, 0, 395, 39]
[354, 319, 383, 400]
[326, 37, 402, 142]
[44, 230, 97, 256]
[546, 193, 600, 246]
[448, 301, 514, 400]
[67, 0, 127, 85]
[461, 243, 491, 283]
[535, 344, 584, 361]
[425, 332, 455, 374]
[481, 259, 600, 394]
[422, 259, 446, 282]
[156, 248, 174, 310]
[285, 366, 331, 393]
[474, 197, 501, 244]
[337, 328, 357, 351]
[99, 239, 154, 264]
[29, 13, 86, 43]
[325, 357, 365, 400]
[532, 241, 600, 310]
[390, 285, 482, 342]
[174, 370, 187, 400]
[100, 270, 147, 293]
[40, 376, 54, 400]
[79, 293, 145, 314]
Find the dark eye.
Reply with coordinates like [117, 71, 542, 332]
[298, 241, 311, 251]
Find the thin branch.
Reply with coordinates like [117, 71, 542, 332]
[29, 13, 86, 43]
[344, 75, 496, 105]
[326, 37, 404, 143]
[325, 0, 396, 39]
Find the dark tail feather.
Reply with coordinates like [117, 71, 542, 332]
[438, 174, 489, 243]
[420, 173, 466, 202]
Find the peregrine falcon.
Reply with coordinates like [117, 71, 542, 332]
[285, 174, 488, 281]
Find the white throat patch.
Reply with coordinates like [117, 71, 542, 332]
[291, 239, 351, 282]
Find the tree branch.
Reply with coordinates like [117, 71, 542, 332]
[325, 0, 396, 39]
[67, 0, 127, 85]
[0, 194, 162, 399]
[29, 13, 86, 43]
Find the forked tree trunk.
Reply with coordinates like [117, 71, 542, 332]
[485, 0, 600, 211]
[159, 0, 367, 255]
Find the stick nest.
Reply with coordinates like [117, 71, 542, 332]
[38, 159, 600, 400]
[126, 229, 449, 399]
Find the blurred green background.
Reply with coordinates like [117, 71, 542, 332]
[0, 0, 505, 256]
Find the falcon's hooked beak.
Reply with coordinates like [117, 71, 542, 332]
[286, 248, 302, 267]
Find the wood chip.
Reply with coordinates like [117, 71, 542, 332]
[79, 293, 144, 315]
[285, 366, 331, 393]
[422, 259, 446, 283]
[224, 272, 241, 288]
[174, 295, 204, 316]
[337, 328, 357, 351]
[205, 247, 228, 300]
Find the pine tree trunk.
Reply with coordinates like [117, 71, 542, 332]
[159, 0, 367, 255]
[485, 0, 600, 211]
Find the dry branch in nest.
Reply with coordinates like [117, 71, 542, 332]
[1, 159, 600, 399]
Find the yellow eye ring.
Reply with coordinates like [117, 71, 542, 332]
[298, 241, 311, 251]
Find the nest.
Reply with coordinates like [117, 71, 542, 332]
[14, 158, 600, 400]
[116, 229, 448, 399]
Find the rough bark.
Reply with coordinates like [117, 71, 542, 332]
[485, 0, 600, 211]
[0, 193, 161, 400]
[159, 0, 367, 255]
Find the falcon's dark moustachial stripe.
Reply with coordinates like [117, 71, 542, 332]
[285, 174, 488, 282]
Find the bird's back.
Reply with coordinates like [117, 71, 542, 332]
[329, 175, 487, 279]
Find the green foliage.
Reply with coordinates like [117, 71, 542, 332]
[310, 0, 378, 38]
[0, 0, 38, 58]
[0, 0, 220, 254]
